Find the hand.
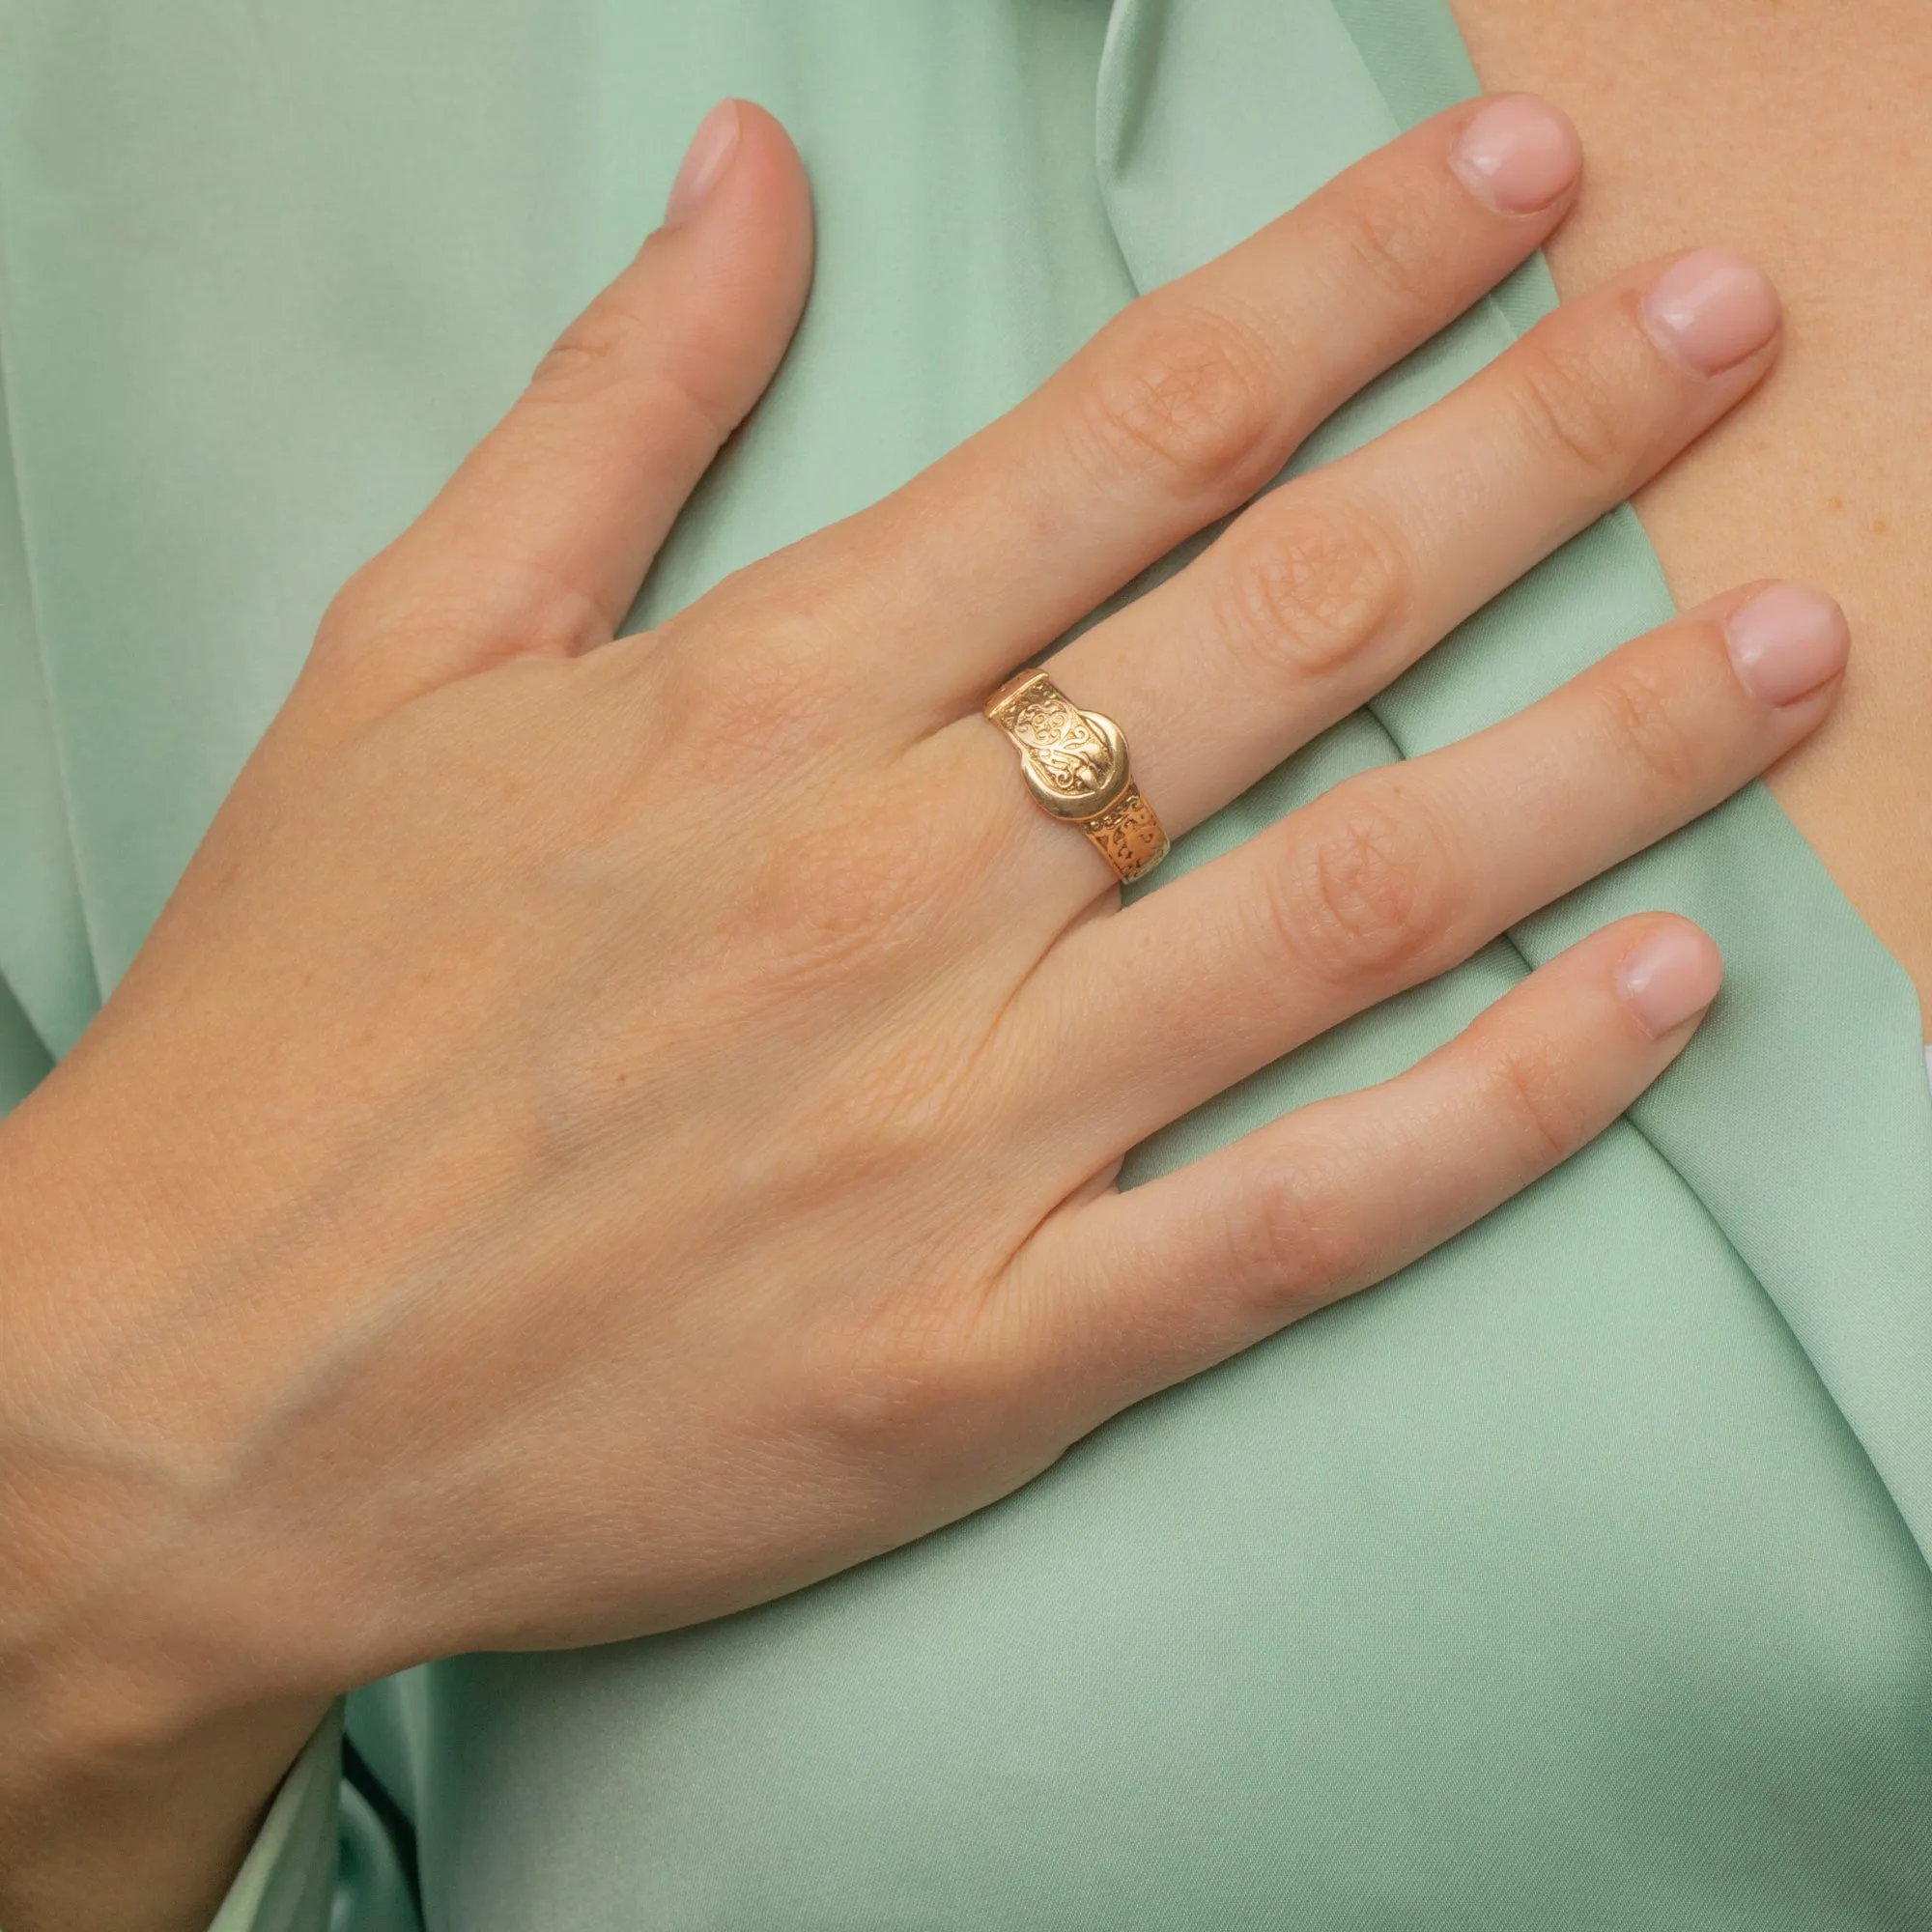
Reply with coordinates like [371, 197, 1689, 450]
[0, 95, 1842, 1929]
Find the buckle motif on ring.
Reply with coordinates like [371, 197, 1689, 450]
[983, 669, 1170, 883]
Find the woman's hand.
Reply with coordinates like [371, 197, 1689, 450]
[0, 96, 1843, 1930]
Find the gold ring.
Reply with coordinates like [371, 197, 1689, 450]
[982, 668, 1170, 884]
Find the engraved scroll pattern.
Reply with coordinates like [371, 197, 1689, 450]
[989, 674, 1168, 881]
[1000, 685, 1117, 806]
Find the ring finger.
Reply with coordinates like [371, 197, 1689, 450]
[1009, 580, 1848, 1167]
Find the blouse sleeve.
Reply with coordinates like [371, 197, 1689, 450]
[0, 973, 51, 1116]
[207, 1703, 421, 1932]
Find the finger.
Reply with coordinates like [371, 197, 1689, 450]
[772, 95, 1582, 713]
[1042, 246, 1782, 845]
[316, 100, 813, 706]
[1004, 914, 1721, 1412]
[1015, 582, 1845, 1163]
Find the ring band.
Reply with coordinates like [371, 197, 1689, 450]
[982, 668, 1171, 884]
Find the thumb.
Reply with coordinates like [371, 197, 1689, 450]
[307, 99, 814, 718]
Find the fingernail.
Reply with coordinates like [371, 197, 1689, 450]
[665, 100, 742, 226]
[1449, 96, 1582, 213]
[1723, 582, 1850, 706]
[1640, 248, 1780, 376]
[1617, 923, 1723, 1039]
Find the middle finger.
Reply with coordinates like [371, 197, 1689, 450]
[743, 95, 1584, 715]
[954, 244, 1781, 906]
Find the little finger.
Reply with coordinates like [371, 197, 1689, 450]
[1004, 913, 1721, 1408]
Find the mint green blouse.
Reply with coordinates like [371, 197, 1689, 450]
[4, 3, 1931, 1927]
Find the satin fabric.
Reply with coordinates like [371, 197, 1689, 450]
[2, 2, 1930, 1927]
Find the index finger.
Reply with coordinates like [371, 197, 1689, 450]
[806, 95, 1585, 717]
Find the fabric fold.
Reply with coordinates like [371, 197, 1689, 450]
[0, 328, 100, 1057]
[1099, 0, 1932, 1576]
[6, 2, 1932, 1925]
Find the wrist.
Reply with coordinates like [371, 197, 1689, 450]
[0, 1675, 331, 1932]
[0, 1058, 343, 1930]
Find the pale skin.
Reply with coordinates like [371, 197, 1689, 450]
[1452, 0, 1932, 1021]
[0, 95, 1858, 1931]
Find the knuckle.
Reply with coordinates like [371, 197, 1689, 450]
[1594, 655, 1707, 794]
[807, 1323, 939, 1455]
[1271, 787, 1461, 985]
[1326, 178, 1449, 319]
[675, 615, 842, 767]
[531, 298, 732, 450]
[311, 563, 384, 668]
[1214, 498, 1410, 689]
[530, 299, 650, 396]
[1483, 1025, 1591, 1168]
[317, 554, 384, 637]
[1507, 334, 1637, 488]
[1228, 1151, 1368, 1313]
[1079, 300, 1282, 498]
[754, 795, 956, 982]
[815, 1285, 1012, 1458]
